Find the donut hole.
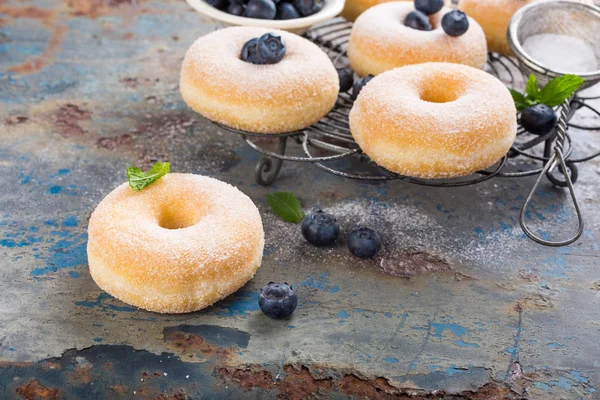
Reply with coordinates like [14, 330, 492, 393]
[419, 86, 460, 103]
[158, 206, 203, 230]
[418, 78, 465, 104]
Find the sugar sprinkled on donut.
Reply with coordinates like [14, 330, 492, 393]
[347, 2, 488, 77]
[180, 26, 339, 134]
[87, 173, 265, 314]
[349, 62, 517, 179]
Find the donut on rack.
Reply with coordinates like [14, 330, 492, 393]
[459, 0, 595, 56]
[180, 26, 339, 134]
[87, 173, 265, 314]
[347, 2, 488, 77]
[349, 62, 517, 179]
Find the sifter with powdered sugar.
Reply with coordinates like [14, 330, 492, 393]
[507, 0, 599, 246]
[508, 0, 600, 90]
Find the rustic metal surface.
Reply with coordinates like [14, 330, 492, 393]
[1, 0, 600, 399]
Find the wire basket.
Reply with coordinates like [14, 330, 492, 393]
[211, 18, 600, 247]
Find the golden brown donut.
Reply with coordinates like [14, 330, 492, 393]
[87, 173, 264, 314]
[349, 63, 517, 179]
[347, 3, 488, 77]
[459, 0, 596, 55]
[341, 0, 448, 22]
[180, 26, 339, 134]
[459, 0, 536, 55]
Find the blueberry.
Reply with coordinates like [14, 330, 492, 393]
[351, 74, 374, 100]
[520, 104, 557, 135]
[206, 0, 228, 9]
[244, 0, 276, 19]
[257, 33, 286, 64]
[337, 68, 354, 93]
[442, 10, 469, 37]
[227, 0, 245, 15]
[276, 2, 300, 19]
[259, 282, 298, 319]
[301, 210, 340, 246]
[347, 228, 382, 259]
[414, 0, 444, 15]
[241, 38, 262, 64]
[293, 0, 323, 16]
[404, 10, 432, 31]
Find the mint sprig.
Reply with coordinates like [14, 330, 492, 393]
[509, 73, 584, 112]
[266, 192, 305, 223]
[127, 162, 170, 191]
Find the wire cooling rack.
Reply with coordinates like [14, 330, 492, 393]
[212, 18, 600, 246]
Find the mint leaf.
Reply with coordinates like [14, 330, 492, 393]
[127, 162, 170, 191]
[539, 74, 584, 107]
[509, 89, 528, 112]
[266, 192, 305, 223]
[525, 74, 539, 100]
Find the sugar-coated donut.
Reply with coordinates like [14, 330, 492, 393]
[459, 0, 535, 55]
[459, 0, 595, 55]
[180, 27, 339, 134]
[341, 0, 448, 22]
[347, 3, 488, 77]
[349, 63, 517, 179]
[87, 173, 264, 314]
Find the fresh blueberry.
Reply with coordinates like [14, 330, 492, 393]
[227, 0, 245, 15]
[244, 0, 277, 19]
[404, 10, 432, 31]
[293, 0, 323, 16]
[257, 33, 286, 64]
[276, 2, 300, 19]
[520, 104, 557, 135]
[241, 38, 262, 64]
[301, 210, 340, 246]
[206, 0, 228, 9]
[442, 10, 469, 36]
[351, 74, 374, 100]
[347, 228, 382, 259]
[414, 0, 444, 15]
[337, 68, 354, 93]
[259, 282, 298, 319]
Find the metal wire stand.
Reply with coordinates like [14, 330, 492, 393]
[212, 19, 600, 246]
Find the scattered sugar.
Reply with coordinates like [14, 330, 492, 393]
[522, 33, 597, 73]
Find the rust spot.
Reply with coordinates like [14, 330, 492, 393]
[460, 383, 511, 400]
[15, 379, 59, 400]
[65, 0, 137, 17]
[9, 25, 67, 75]
[110, 384, 128, 395]
[217, 367, 275, 390]
[4, 116, 29, 126]
[122, 32, 134, 40]
[338, 374, 402, 399]
[379, 252, 451, 279]
[68, 365, 92, 384]
[166, 332, 231, 360]
[52, 104, 92, 137]
[96, 133, 133, 150]
[0, 6, 53, 20]
[279, 365, 334, 400]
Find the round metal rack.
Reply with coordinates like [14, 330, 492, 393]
[212, 18, 600, 247]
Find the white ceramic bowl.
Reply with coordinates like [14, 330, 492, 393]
[186, 0, 345, 34]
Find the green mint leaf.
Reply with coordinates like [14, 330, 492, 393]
[509, 89, 529, 112]
[266, 192, 305, 223]
[525, 74, 539, 100]
[127, 162, 170, 191]
[539, 74, 584, 107]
